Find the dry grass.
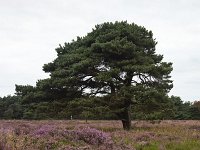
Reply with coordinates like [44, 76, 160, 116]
[0, 120, 200, 150]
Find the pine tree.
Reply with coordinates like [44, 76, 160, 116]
[17, 21, 173, 130]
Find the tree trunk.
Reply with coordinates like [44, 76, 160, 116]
[121, 106, 131, 130]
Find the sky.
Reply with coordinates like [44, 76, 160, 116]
[0, 0, 200, 101]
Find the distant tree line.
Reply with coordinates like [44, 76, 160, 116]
[0, 94, 199, 120]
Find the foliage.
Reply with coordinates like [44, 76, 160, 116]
[0, 95, 23, 119]
[189, 101, 200, 119]
[169, 96, 191, 119]
[0, 94, 199, 120]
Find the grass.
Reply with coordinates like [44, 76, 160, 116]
[135, 142, 159, 150]
[165, 140, 200, 150]
[0, 120, 200, 149]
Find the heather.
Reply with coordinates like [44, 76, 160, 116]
[0, 120, 200, 150]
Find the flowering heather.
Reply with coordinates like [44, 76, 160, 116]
[69, 126, 113, 145]
[32, 125, 56, 137]
[0, 120, 200, 149]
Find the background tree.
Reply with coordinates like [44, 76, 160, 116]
[168, 96, 191, 119]
[189, 101, 200, 119]
[0, 95, 23, 119]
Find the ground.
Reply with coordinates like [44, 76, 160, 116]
[0, 120, 200, 150]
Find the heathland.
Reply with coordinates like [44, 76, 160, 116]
[0, 120, 200, 150]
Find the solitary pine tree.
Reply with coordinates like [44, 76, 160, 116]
[17, 21, 173, 130]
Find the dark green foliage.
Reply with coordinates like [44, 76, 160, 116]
[131, 96, 200, 120]
[169, 96, 191, 119]
[0, 95, 23, 119]
[0, 95, 199, 120]
[66, 97, 117, 120]
[189, 101, 200, 119]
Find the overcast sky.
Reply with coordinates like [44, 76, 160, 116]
[0, 0, 200, 101]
